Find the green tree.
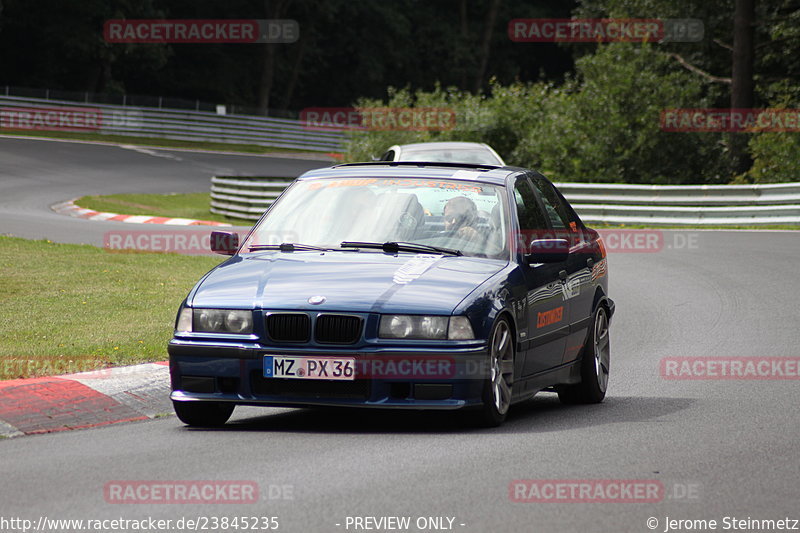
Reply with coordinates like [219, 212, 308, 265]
[515, 43, 731, 183]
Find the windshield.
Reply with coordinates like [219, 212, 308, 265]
[244, 177, 509, 259]
[399, 149, 501, 165]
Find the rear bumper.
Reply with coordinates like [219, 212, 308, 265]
[168, 341, 490, 410]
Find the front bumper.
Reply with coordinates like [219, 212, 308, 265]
[168, 340, 490, 410]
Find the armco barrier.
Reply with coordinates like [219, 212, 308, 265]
[210, 174, 800, 225]
[0, 95, 344, 152]
[210, 176, 297, 220]
[555, 182, 800, 206]
[555, 182, 800, 225]
[570, 202, 800, 225]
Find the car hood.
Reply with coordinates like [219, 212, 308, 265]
[190, 252, 506, 314]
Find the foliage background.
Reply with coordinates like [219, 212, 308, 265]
[0, 0, 797, 183]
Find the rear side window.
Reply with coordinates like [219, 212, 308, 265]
[513, 177, 548, 231]
[530, 175, 585, 243]
[530, 176, 571, 229]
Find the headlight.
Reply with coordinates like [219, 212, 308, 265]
[175, 307, 192, 333]
[447, 316, 475, 340]
[192, 308, 253, 334]
[223, 310, 252, 333]
[380, 315, 416, 338]
[420, 316, 448, 338]
[379, 315, 472, 340]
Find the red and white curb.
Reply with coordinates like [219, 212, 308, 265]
[0, 362, 172, 438]
[51, 199, 231, 227]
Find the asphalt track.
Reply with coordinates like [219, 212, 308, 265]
[0, 136, 326, 244]
[2, 137, 800, 533]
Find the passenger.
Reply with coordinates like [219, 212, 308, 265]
[443, 196, 481, 241]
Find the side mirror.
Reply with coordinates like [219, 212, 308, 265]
[525, 239, 569, 264]
[210, 231, 239, 255]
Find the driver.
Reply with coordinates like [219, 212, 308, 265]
[443, 196, 481, 241]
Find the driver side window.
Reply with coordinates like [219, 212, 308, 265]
[530, 175, 584, 244]
[512, 177, 549, 254]
[513, 178, 548, 231]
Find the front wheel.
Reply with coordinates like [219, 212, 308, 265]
[173, 400, 235, 427]
[557, 304, 610, 404]
[471, 317, 515, 427]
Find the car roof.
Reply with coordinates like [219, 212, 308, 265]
[396, 141, 489, 151]
[298, 162, 524, 186]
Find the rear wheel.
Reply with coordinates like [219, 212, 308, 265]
[557, 304, 610, 404]
[472, 317, 515, 427]
[173, 401, 234, 427]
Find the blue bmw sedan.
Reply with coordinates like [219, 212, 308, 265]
[169, 162, 614, 427]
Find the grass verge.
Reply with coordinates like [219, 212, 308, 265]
[0, 236, 224, 380]
[0, 129, 333, 157]
[75, 192, 255, 226]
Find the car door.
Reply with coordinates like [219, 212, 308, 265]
[529, 173, 595, 364]
[511, 175, 569, 376]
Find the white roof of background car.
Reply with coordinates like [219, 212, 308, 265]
[388, 141, 506, 165]
[300, 162, 518, 186]
[397, 141, 493, 150]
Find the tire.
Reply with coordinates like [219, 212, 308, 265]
[471, 317, 515, 427]
[173, 400, 235, 427]
[557, 304, 610, 405]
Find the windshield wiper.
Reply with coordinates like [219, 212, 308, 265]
[340, 241, 462, 256]
[248, 242, 334, 252]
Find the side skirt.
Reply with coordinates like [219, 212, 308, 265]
[511, 358, 583, 404]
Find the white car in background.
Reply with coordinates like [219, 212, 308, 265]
[379, 141, 505, 166]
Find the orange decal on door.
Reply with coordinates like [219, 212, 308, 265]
[536, 306, 564, 328]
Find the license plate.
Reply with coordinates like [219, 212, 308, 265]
[263, 355, 355, 381]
